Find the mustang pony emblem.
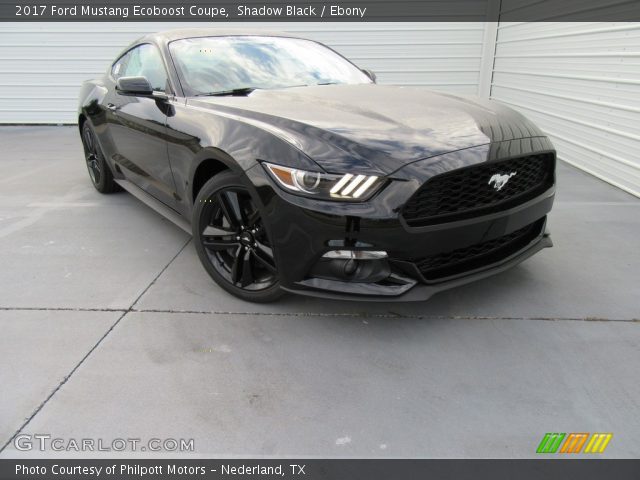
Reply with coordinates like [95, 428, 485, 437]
[488, 172, 517, 191]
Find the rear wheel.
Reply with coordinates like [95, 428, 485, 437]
[81, 122, 118, 193]
[193, 171, 284, 303]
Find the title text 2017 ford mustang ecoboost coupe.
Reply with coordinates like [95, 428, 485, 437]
[78, 28, 555, 302]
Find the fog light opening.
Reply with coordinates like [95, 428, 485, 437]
[322, 249, 388, 260]
[343, 259, 358, 276]
[311, 250, 392, 284]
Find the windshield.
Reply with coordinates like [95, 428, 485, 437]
[169, 36, 372, 96]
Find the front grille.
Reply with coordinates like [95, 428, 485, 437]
[402, 153, 555, 227]
[413, 218, 545, 282]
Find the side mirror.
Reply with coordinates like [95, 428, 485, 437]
[361, 68, 377, 83]
[116, 76, 154, 96]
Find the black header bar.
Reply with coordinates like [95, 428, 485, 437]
[2, 0, 640, 21]
[1, 459, 640, 480]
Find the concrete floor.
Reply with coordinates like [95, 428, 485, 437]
[0, 126, 638, 458]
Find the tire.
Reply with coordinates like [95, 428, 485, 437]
[193, 171, 284, 303]
[81, 122, 119, 193]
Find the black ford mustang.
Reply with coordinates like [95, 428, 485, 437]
[78, 28, 555, 302]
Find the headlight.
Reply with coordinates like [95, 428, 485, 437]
[263, 162, 383, 201]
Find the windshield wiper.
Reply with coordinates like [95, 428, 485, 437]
[196, 87, 257, 97]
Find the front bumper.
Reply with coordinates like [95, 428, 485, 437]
[285, 233, 552, 302]
[245, 139, 556, 301]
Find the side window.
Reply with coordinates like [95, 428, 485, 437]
[111, 52, 130, 80]
[121, 44, 168, 92]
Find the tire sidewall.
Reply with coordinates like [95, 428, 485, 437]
[82, 122, 109, 191]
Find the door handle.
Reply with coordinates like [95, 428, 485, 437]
[106, 103, 118, 112]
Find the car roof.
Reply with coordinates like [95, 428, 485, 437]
[138, 27, 296, 46]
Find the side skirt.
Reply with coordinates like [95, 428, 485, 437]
[114, 179, 192, 235]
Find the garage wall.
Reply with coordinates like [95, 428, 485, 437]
[490, 22, 640, 197]
[0, 22, 488, 124]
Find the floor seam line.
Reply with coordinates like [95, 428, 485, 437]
[0, 307, 127, 312]
[129, 238, 192, 311]
[0, 309, 128, 454]
[128, 310, 638, 322]
[0, 308, 637, 323]
[0, 238, 192, 454]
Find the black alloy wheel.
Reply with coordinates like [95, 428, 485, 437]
[193, 171, 283, 302]
[80, 122, 118, 193]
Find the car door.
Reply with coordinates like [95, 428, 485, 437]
[106, 43, 177, 208]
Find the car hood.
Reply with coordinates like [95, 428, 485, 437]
[189, 84, 545, 176]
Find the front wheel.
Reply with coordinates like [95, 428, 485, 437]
[193, 171, 284, 303]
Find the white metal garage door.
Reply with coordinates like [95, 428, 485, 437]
[490, 22, 640, 197]
[0, 22, 488, 124]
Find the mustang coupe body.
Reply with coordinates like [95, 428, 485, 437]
[78, 28, 555, 302]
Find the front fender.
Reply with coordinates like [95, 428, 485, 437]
[166, 101, 320, 216]
[78, 80, 108, 125]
